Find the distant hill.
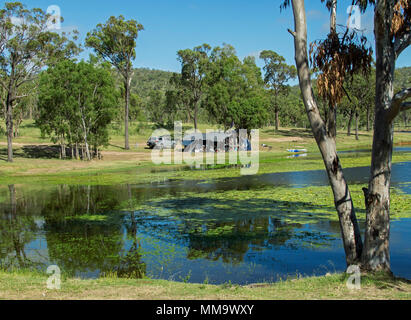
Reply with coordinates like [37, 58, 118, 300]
[130, 68, 175, 99]
[129, 65, 410, 99]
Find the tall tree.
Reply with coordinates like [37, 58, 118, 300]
[0, 1, 78, 162]
[86, 15, 144, 150]
[361, 0, 411, 272]
[259, 50, 297, 131]
[283, 0, 411, 273]
[283, 0, 367, 266]
[177, 44, 211, 131]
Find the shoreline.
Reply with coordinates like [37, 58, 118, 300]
[1, 269, 410, 300]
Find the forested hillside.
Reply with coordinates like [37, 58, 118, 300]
[128, 66, 410, 130]
[131, 68, 174, 99]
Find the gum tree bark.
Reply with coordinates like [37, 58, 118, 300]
[361, 1, 411, 272]
[289, 0, 363, 266]
[124, 75, 131, 150]
[347, 110, 354, 136]
[6, 88, 14, 162]
[275, 106, 280, 131]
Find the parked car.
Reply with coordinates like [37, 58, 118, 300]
[147, 136, 176, 149]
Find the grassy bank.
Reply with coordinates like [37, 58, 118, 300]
[0, 269, 410, 300]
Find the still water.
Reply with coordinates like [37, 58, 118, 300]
[1, 161, 411, 284]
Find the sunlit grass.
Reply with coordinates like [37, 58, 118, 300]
[1, 268, 410, 300]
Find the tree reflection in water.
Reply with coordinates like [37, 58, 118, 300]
[0, 185, 39, 269]
[0, 184, 340, 282]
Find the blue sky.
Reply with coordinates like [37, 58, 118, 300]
[10, 0, 411, 73]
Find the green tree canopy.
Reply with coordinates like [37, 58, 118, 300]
[204, 45, 269, 133]
[37, 60, 118, 160]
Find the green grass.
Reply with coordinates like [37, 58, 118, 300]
[1, 120, 410, 186]
[0, 269, 410, 300]
[0, 147, 410, 186]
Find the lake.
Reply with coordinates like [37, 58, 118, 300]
[1, 159, 411, 284]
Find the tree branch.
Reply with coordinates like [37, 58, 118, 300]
[342, 86, 352, 103]
[13, 93, 30, 100]
[388, 87, 411, 121]
[394, 30, 411, 60]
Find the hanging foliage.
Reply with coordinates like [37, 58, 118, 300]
[392, 0, 411, 38]
[309, 31, 373, 108]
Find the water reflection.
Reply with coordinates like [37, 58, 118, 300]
[0, 185, 39, 269]
[1, 180, 411, 284]
[141, 162, 411, 195]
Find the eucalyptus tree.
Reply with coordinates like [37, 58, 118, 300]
[283, 0, 411, 273]
[37, 60, 118, 160]
[86, 15, 144, 150]
[176, 44, 211, 131]
[204, 45, 269, 133]
[259, 50, 297, 131]
[0, 1, 79, 162]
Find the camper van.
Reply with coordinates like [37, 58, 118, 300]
[147, 135, 176, 149]
[182, 131, 251, 152]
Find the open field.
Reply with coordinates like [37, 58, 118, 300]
[1, 121, 411, 185]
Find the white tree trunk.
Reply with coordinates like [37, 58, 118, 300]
[290, 0, 363, 266]
[361, 2, 397, 273]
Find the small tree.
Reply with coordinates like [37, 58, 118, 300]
[37, 60, 118, 160]
[259, 50, 297, 131]
[86, 15, 144, 150]
[204, 45, 269, 133]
